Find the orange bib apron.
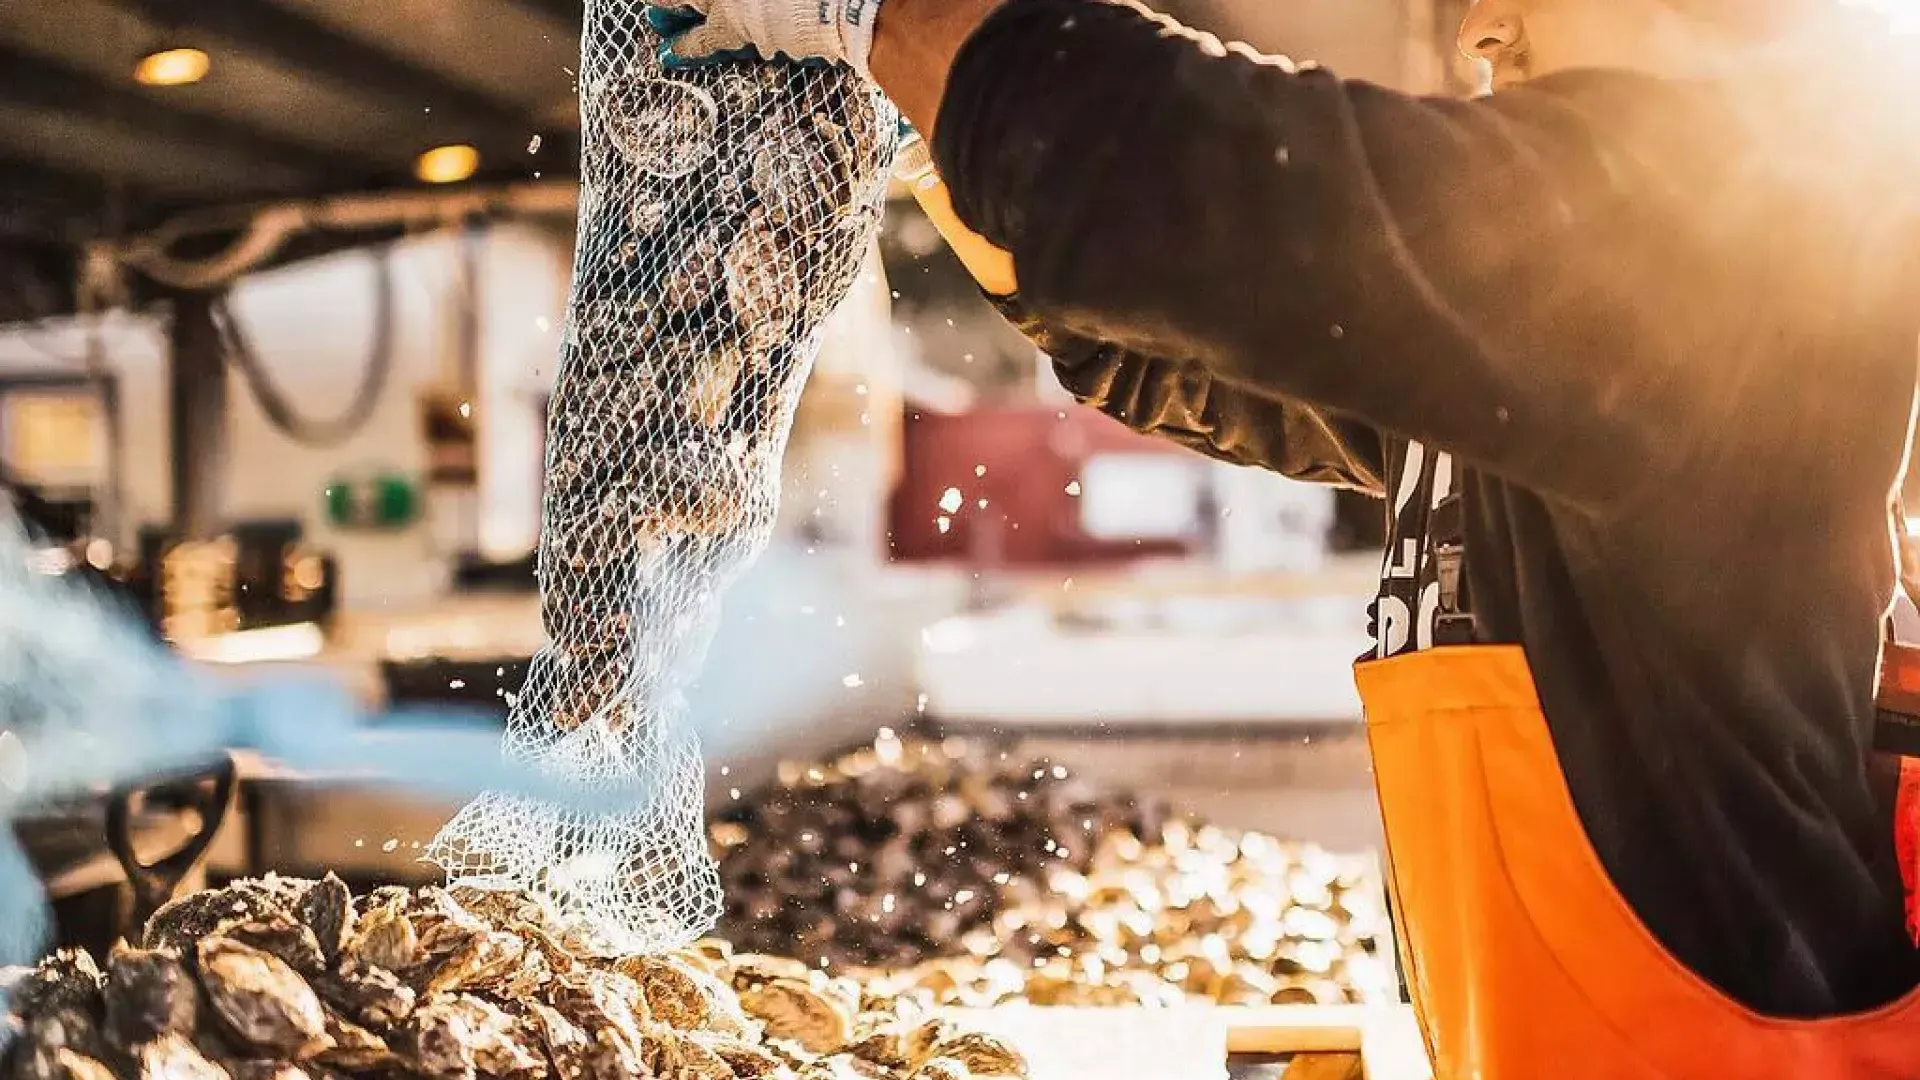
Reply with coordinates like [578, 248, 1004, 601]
[1356, 645, 1920, 1080]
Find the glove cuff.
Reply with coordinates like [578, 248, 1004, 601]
[839, 0, 882, 78]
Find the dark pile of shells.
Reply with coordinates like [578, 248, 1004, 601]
[714, 735, 1391, 1006]
[0, 875, 1029, 1080]
[711, 734, 1170, 969]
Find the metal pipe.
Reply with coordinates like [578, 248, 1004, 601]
[121, 179, 581, 291]
[167, 289, 226, 540]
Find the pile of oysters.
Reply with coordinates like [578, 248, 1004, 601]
[715, 736, 1392, 1007]
[1, 875, 1028, 1080]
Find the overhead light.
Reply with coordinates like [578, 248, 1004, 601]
[416, 144, 480, 185]
[134, 46, 210, 87]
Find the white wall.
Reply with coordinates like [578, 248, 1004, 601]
[0, 311, 171, 539]
[0, 222, 573, 609]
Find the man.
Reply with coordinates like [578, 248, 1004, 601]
[650, 0, 1920, 1072]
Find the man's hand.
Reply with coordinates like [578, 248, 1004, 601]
[648, 0, 1006, 139]
[647, 0, 884, 78]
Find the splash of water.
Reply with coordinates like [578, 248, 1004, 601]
[0, 507, 669, 970]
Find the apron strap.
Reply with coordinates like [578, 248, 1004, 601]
[1877, 494, 1920, 945]
[1875, 498, 1920, 754]
[1431, 493, 1477, 646]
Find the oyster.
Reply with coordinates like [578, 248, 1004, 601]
[311, 964, 414, 1029]
[391, 1000, 476, 1080]
[48, 1049, 117, 1080]
[342, 907, 417, 974]
[636, 1024, 733, 1080]
[613, 955, 710, 1030]
[6, 876, 1032, 1080]
[925, 1034, 1026, 1078]
[12, 950, 102, 1019]
[103, 944, 197, 1043]
[739, 978, 851, 1054]
[297, 875, 355, 967]
[695, 1034, 791, 1080]
[220, 915, 328, 977]
[135, 1033, 231, 1080]
[315, 1010, 390, 1071]
[196, 939, 330, 1059]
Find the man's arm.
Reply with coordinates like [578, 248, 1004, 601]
[901, 159, 1386, 490]
[868, 0, 996, 140]
[872, 0, 1718, 510]
[1002, 294, 1389, 490]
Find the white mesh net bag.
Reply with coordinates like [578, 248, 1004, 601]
[426, 7, 898, 952]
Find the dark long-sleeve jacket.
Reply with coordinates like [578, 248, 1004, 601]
[932, 0, 1920, 1016]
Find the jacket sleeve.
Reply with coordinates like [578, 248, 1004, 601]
[995, 295, 1387, 493]
[931, 0, 1714, 509]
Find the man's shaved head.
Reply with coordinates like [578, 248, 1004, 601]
[1459, 0, 1826, 90]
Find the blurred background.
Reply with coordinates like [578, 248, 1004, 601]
[0, 0, 1482, 997]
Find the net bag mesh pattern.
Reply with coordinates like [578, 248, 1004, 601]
[427, 8, 897, 951]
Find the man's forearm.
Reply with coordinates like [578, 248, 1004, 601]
[869, 0, 1006, 138]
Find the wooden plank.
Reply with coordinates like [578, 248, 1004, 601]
[1356, 1007, 1432, 1080]
[947, 1006, 1231, 1080]
[1283, 1054, 1366, 1080]
[1224, 1007, 1368, 1055]
[1220, 1006, 1430, 1080]
[955, 1006, 1430, 1080]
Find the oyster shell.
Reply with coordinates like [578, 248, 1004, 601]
[135, 1033, 231, 1080]
[195, 939, 330, 1059]
[13, 950, 102, 1019]
[314, 1010, 390, 1072]
[103, 944, 197, 1043]
[311, 964, 414, 1029]
[924, 1034, 1026, 1078]
[343, 907, 417, 975]
[694, 1034, 792, 1080]
[612, 955, 710, 1031]
[297, 876, 355, 967]
[220, 916, 328, 977]
[636, 1024, 733, 1080]
[739, 978, 850, 1054]
[391, 1001, 476, 1080]
[437, 995, 546, 1080]
[7, 876, 1032, 1080]
[48, 1049, 117, 1080]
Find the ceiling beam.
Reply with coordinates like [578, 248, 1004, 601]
[0, 154, 164, 240]
[0, 43, 358, 179]
[107, 0, 557, 139]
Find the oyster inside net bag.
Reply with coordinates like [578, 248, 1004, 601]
[427, 10, 899, 951]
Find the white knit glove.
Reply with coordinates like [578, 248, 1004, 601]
[646, 0, 883, 79]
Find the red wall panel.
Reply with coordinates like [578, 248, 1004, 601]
[886, 406, 1193, 567]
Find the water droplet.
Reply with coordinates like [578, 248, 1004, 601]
[0, 732, 26, 794]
